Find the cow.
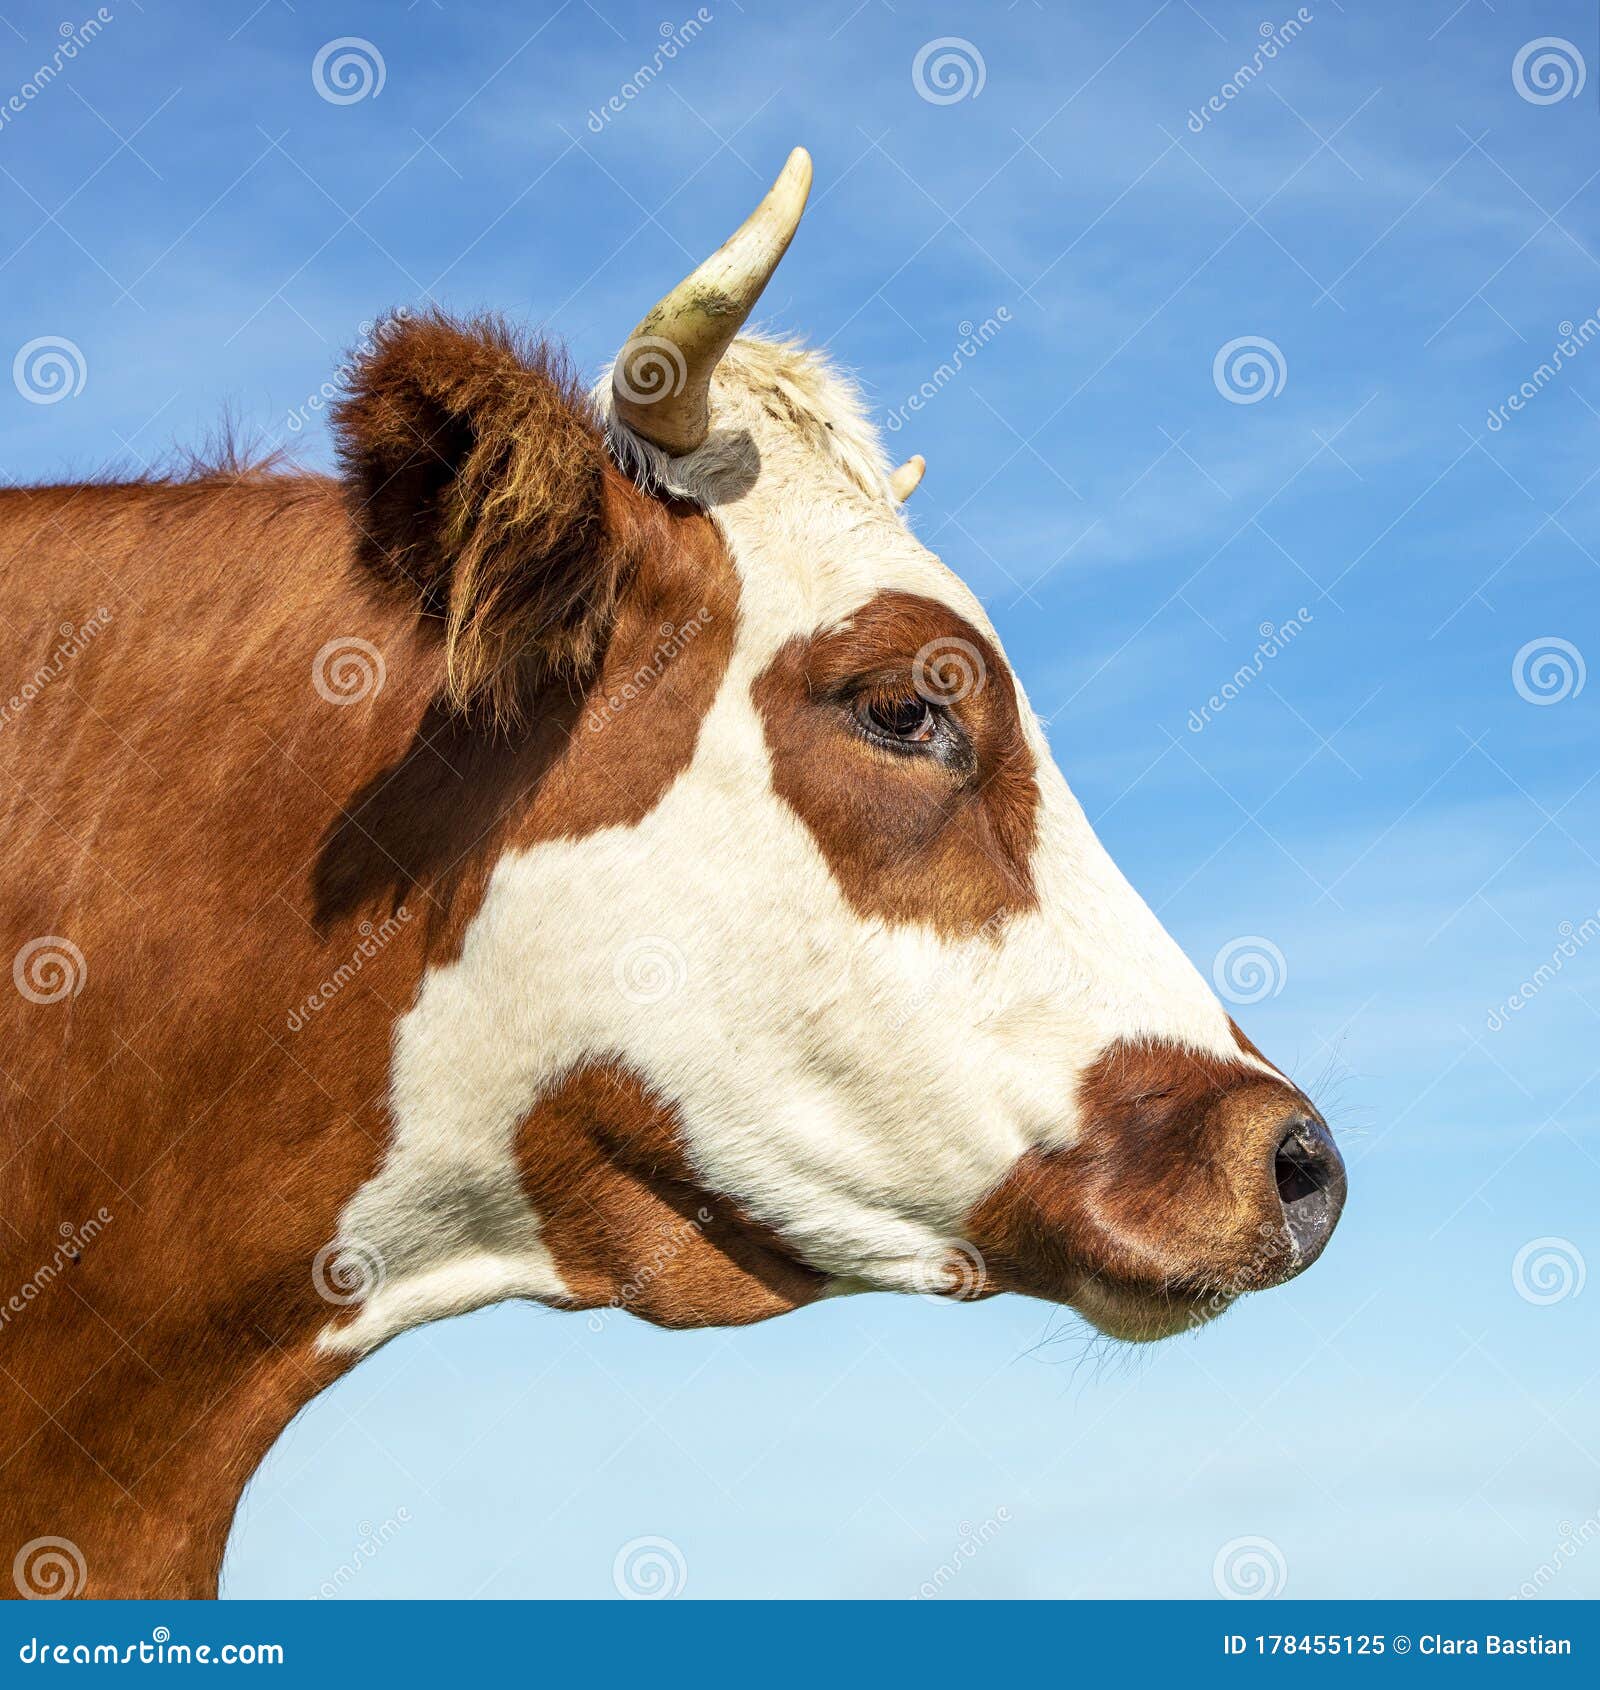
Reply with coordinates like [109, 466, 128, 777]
[0, 147, 1343, 1600]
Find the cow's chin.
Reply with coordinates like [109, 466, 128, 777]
[1066, 1275, 1236, 1344]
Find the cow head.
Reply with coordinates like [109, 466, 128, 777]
[323, 148, 1343, 1356]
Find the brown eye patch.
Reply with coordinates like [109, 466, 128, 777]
[752, 589, 1040, 936]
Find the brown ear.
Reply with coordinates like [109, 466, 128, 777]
[331, 309, 629, 725]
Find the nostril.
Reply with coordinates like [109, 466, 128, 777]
[1271, 1113, 1346, 1267]
[1274, 1127, 1326, 1207]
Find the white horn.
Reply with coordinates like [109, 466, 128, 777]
[888, 455, 925, 503]
[612, 147, 813, 455]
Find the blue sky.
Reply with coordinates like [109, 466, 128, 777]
[4, 0, 1599, 1599]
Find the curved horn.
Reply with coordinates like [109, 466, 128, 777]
[612, 147, 813, 455]
[888, 455, 925, 503]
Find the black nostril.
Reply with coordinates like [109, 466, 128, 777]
[1272, 1113, 1346, 1267]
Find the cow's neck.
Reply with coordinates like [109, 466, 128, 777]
[1, 1305, 348, 1598]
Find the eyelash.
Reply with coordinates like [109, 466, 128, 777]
[848, 682, 971, 767]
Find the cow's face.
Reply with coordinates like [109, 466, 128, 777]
[323, 151, 1343, 1357]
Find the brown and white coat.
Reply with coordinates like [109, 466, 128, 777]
[0, 149, 1342, 1598]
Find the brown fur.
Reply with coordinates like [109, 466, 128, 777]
[331, 311, 634, 727]
[513, 1064, 823, 1328]
[966, 1039, 1317, 1336]
[752, 591, 1039, 936]
[0, 323, 742, 1597]
[0, 311, 1330, 1596]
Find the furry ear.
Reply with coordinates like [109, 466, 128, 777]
[331, 310, 630, 725]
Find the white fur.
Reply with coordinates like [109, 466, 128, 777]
[319, 335, 1263, 1356]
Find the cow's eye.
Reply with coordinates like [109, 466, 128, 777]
[869, 694, 936, 740]
[853, 686, 939, 747]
